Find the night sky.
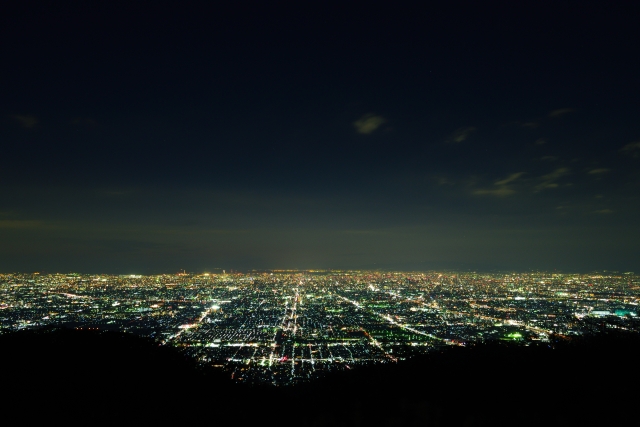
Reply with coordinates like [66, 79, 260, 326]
[2, 2, 639, 273]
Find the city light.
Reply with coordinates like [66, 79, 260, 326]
[1, 270, 638, 385]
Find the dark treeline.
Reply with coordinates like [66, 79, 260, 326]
[2, 327, 638, 426]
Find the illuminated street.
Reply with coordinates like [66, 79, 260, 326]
[2, 270, 638, 384]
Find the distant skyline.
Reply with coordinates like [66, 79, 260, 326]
[2, 3, 639, 273]
[3, 269, 635, 277]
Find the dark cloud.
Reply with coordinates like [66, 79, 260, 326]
[621, 142, 640, 157]
[449, 126, 476, 143]
[588, 168, 610, 175]
[473, 172, 525, 197]
[353, 114, 386, 135]
[535, 167, 570, 191]
[9, 114, 38, 128]
[548, 108, 575, 118]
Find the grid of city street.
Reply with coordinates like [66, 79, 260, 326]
[2, 270, 638, 385]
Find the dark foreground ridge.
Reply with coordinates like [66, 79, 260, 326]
[2, 328, 639, 426]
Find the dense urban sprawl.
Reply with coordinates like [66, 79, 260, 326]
[1, 270, 638, 385]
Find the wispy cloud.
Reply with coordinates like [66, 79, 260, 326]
[473, 172, 525, 197]
[548, 108, 574, 118]
[535, 167, 570, 191]
[588, 168, 610, 175]
[473, 187, 517, 197]
[449, 126, 476, 143]
[620, 141, 640, 157]
[0, 219, 44, 229]
[505, 120, 539, 129]
[353, 114, 386, 135]
[594, 209, 613, 214]
[9, 114, 38, 128]
[435, 176, 455, 186]
[494, 172, 525, 186]
[535, 138, 547, 145]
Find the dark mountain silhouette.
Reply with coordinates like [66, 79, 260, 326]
[2, 327, 638, 426]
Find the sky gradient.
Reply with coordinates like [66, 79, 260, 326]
[2, 2, 639, 273]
